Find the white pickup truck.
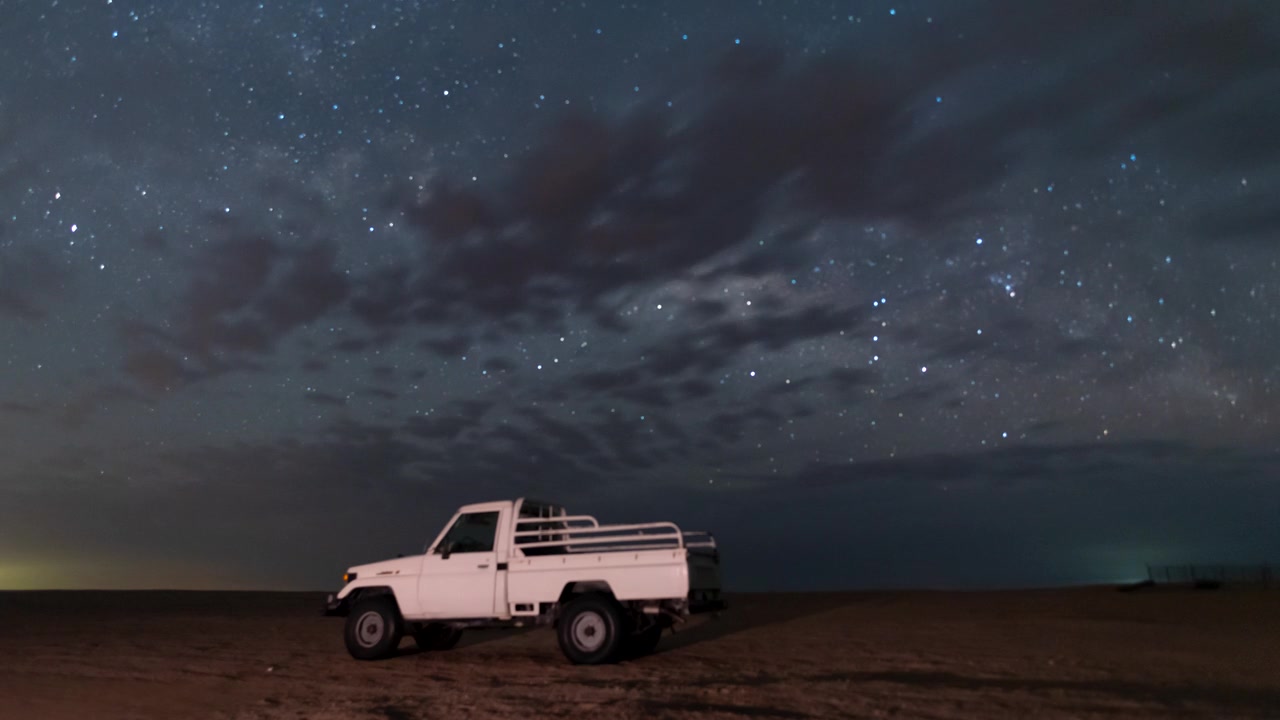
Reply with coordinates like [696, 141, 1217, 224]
[324, 497, 724, 664]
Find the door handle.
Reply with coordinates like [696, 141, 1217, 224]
[477, 563, 490, 569]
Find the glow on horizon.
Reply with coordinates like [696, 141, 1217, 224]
[0, 557, 272, 591]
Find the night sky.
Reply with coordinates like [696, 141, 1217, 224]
[2, 1, 1278, 592]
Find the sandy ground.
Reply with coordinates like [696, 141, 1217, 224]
[0, 587, 1277, 719]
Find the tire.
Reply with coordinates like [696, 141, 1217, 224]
[413, 623, 463, 651]
[344, 596, 403, 660]
[557, 594, 625, 665]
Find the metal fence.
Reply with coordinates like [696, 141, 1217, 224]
[1146, 564, 1276, 588]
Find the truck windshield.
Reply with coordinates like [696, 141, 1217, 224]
[436, 511, 499, 554]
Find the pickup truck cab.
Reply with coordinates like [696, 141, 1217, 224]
[325, 498, 724, 664]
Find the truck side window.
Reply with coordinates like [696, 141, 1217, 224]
[436, 511, 499, 554]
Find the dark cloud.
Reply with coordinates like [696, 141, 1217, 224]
[58, 384, 146, 430]
[120, 232, 350, 389]
[371, 2, 1279, 335]
[1192, 194, 1280, 243]
[530, 302, 871, 426]
[514, 406, 608, 467]
[613, 384, 673, 408]
[676, 379, 716, 400]
[120, 346, 200, 393]
[0, 247, 67, 321]
[787, 442, 1279, 491]
[368, 365, 396, 381]
[348, 265, 413, 329]
[91, 2, 1276, 399]
[137, 227, 170, 254]
[402, 399, 492, 442]
[304, 391, 347, 407]
[576, 303, 867, 397]
[481, 357, 517, 374]
[579, 367, 643, 393]
[361, 387, 398, 401]
[708, 408, 783, 444]
[826, 368, 876, 392]
[418, 334, 474, 359]
[0, 401, 40, 416]
[394, 394, 705, 486]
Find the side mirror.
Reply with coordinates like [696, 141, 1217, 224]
[438, 541, 453, 559]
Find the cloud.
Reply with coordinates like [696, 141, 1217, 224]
[0, 401, 40, 417]
[6, 411, 1275, 590]
[784, 441, 1279, 491]
[708, 408, 783, 444]
[58, 385, 145, 430]
[95, 3, 1275, 394]
[304, 391, 347, 407]
[402, 400, 493, 442]
[378, 2, 1278, 335]
[1192, 193, 1280, 243]
[120, 230, 350, 389]
[393, 393, 703, 483]
[361, 387, 398, 401]
[0, 247, 67, 321]
[568, 301, 868, 398]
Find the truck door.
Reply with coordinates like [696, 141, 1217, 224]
[418, 510, 501, 618]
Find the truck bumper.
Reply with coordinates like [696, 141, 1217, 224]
[688, 589, 727, 615]
[323, 593, 349, 617]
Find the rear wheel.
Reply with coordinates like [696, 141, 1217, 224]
[413, 623, 463, 651]
[557, 594, 624, 665]
[344, 596, 403, 660]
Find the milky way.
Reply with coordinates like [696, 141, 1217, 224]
[1, 1, 1277, 591]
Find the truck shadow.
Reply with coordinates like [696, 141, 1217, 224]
[654, 591, 893, 655]
[392, 627, 535, 657]
[456, 627, 535, 649]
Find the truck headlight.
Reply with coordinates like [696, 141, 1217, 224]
[343, 571, 357, 583]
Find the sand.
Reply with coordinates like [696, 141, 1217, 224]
[0, 587, 1277, 719]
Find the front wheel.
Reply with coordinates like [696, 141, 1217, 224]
[344, 597, 403, 660]
[557, 594, 625, 665]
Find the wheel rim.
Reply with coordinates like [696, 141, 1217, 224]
[355, 610, 385, 648]
[571, 610, 607, 652]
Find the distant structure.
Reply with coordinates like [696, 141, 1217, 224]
[1145, 564, 1276, 588]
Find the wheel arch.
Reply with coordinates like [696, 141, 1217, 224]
[553, 581, 618, 629]
[347, 586, 404, 618]
[558, 580, 615, 604]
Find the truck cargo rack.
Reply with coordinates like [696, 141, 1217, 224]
[514, 515, 717, 555]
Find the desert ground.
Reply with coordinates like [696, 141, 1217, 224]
[0, 587, 1277, 719]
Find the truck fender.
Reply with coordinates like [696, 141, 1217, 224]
[558, 581, 615, 603]
[326, 585, 400, 618]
